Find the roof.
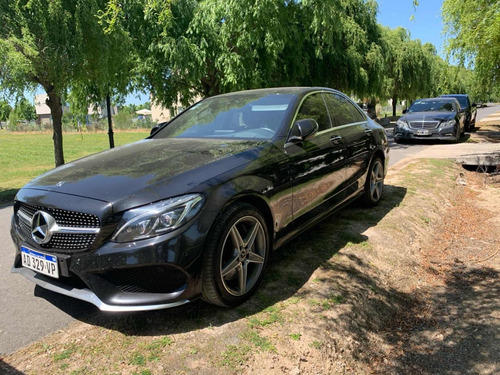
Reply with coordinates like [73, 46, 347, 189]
[34, 94, 51, 115]
[417, 97, 457, 102]
[208, 87, 345, 99]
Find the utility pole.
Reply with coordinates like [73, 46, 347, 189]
[106, 88, 115, 149]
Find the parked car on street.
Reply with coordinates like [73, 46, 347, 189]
[11, 87, 389, 312]
[394, 97, 465, 143]
[357, 102, 377, 120]
[440, 94, 477, 131]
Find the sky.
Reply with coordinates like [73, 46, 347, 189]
[377, 0, 445, 55]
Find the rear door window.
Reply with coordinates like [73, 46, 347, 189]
[323, 93, 365, 127]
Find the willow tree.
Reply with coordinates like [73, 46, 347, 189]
[299, 0, 385, 98]
[0, 0, 131, 166]
[102, 0, 385, 108]
[380, 26, 433, 115]
[442, 0, 500, 98]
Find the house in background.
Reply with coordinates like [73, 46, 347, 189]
[34, 94, 69, 125]
[151, 94, 202, 123]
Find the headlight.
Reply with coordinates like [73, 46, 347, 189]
[444, 119, 456, 127]
[396, 119, 408, 128]
[112, 194, 205, 242]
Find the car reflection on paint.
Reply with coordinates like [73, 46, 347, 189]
[10, 87, 389, 311]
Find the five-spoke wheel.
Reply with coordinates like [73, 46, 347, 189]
[362, 157, 384, 206]
[202, 203, 269, 306]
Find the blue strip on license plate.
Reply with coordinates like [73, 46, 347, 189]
[21, 247, 57, 262]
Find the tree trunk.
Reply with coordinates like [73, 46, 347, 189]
[106, 92, 115, 149]
[45, 88, 65, 167]
[392, 95, 398, 117]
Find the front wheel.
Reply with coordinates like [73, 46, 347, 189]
[362, 157, 384, 206]
[202, 203, 269, 307]
[455, 124, 461, 143]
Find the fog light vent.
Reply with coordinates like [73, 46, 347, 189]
[102, 266, 187, 294]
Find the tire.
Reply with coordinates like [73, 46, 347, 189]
[362, 157, 384, 206]
[455, 124, 461, 143]
[202, 202, 269, 307]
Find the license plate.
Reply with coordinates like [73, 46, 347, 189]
[416, 129, 430, 136]
[21, 246, 59, 279]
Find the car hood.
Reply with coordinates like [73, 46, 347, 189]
[23, 138, 271, 211]
[401, 112, 455, 122]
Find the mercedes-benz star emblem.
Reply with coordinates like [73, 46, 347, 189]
[31, 211, 56, 244]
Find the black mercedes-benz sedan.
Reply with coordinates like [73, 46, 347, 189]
[394, 97, 465, 143]
[11, 87, 389, 312]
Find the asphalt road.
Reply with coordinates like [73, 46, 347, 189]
[0, 104, 498, 355]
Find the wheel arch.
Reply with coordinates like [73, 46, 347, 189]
[222, 194, 275, 248]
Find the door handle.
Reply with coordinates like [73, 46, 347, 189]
[330, 135, 342, 144]
[364, 129, 373, 134]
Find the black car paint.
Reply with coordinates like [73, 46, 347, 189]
[10, 87, 389, 310]
[394, 99, 465, 142]
[440, 94, 477, 130]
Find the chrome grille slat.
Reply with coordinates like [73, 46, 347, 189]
[16, 203, 101, 252]
[409, 120, 440, 130]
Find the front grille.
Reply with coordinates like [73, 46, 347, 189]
[409, 121, 440, 129]
[18, 203, 100, 228]
[101, 266, 188, 294]
[16, 202, 100, 252]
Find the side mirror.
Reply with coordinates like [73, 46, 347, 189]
[402, 109, 408, 114]
[150, 125, 161, 136]
[287, 118, 319, 144]
[150, 121, 169, 136]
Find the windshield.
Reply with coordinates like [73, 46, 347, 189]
[153, 92, 296, 140]
[408, 100, 454, 113]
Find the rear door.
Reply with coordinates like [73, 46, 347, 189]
[323, 93, 372, 196]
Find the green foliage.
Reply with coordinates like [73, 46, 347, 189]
[7, 109, 21, 131]
[104, 0, 387, 107]
[0, 100, 11, 121]
[443, 0, 500, 96]
[0, 0, 134, 166]
[241, 330, 277, 353]
[220, 344, 251, 369]
[12, 98, 36, 121]
[380, 26, 434, 114]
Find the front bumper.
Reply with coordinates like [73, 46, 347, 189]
[394, 124, 458, 141]
[11, 266, 190, 312]
[11, 204, 217, 312]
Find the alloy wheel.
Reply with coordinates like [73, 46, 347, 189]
[370, 160, 384, 202]
[219, 216, 266, 296]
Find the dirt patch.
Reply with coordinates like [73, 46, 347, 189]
[1, 160, 499, 375]
[470, 122, 500, 143]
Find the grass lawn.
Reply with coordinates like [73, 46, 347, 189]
[0, 130, 150, 205]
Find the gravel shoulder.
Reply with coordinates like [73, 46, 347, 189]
[1, 158, 499, 375]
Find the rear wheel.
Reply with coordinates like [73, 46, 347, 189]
[362, 157, 384, 206]
[202, 203, 269, 307]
